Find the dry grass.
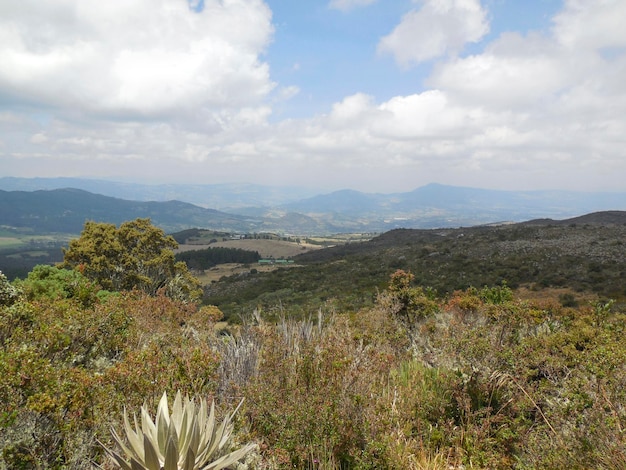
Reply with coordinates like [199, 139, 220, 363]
[514, 285, 594, 304]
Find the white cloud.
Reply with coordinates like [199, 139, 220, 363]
[330, 93, 375, 124]
[328, 0, 378, 12]
[2, 0, 626, 194]
[552, 0, 626, 50]
[276, 85, 300, 101]
[0, 0, 274, 120]
[378, 0, 489, 66]
[427, 32, 572, 109]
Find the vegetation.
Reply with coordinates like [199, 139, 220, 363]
[0, 271, 20, 307]
[103, 391, 255, 470]
[206, 220, 626, 318]
[0, 229, 67, 280]
[61, 219, 201, 303]
[1, 215, 625, 468]
[175, 247, 260, 270]
[13, 265, 106, 307]
[169, 229, 231, 245]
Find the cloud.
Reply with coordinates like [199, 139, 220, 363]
[330, 93, 375, 124]
[2, 0, 626, 193]
[378, 0, 489, 66]
[276, 85, 300, 101]
[552, 0, 626, 50]
[0, 0, 274, 120]
[427, 32, 571, 109]
[328, 0, 378, 12]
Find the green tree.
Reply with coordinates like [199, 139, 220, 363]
[13, 265, 101, 306]
[61, 218, 202, 302]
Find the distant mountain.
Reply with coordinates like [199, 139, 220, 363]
[0, 177, 318, 210]
[0, 188, 265, 233]
[281, 189, 386, 215]
[279, 183, 626, 228]
[2, 178, 626, 234]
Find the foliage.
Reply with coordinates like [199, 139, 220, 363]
[378, 270, 439, 326]
[13, 265, 104, 307]
[2, 253, 626, 468]
[102, 391, 255, 470]
[0, 271, 21, 307]
[478, 281, 513, 305]
[206, 222, 626, 317]
[243, 310, 406, 468]
[0, 291, 222, 468]
[61, 218, 202, 303]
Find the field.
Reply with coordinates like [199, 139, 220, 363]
[0, 237, 23, 250]
[177, 238, 321, 258]
[176, 236, 371, 284]
[0, 231, 74, 279]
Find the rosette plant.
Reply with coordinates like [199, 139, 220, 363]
[101, 391, 255, 470]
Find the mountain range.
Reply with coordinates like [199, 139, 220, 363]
[1, 177, 626, 234]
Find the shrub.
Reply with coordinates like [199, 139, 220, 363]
[13, 265, 101, 306]
[0, 271, 21, 307]
[380, 270, 439, 326]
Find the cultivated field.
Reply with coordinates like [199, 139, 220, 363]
[177, 238, 322, 259]
[176, 238, 321, 284]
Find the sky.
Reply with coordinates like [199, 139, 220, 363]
[1, 0, 625, 193]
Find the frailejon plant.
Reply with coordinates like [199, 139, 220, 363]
[101, 391, 255, 470]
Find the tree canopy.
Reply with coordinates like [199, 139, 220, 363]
[61, 218, 201, 302]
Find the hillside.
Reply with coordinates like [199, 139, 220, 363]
[0, 188, 334, 234]
[2, 178, 626, 232]
[274, 184, 626, 229]
[0, 188, 257, 233]
[4, 255, 626, 468]
[204, 211, 626, 318]
[0, 177, 318, 210]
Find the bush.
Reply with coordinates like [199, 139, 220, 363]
[0, 271, 21, 307]
[13, 265, 102, 307]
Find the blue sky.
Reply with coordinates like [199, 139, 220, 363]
[266, 0, 562, 117]
[1, 0, 625, 193]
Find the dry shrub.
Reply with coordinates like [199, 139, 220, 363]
[243, 308, 404, 468]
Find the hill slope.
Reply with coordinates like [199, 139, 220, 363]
[280, 183, 626, 228]
[205, 211, 626, 318]
[3, 178, 626, 232]
[0, 188, 260, 233]
[0, 176, 317, 210]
